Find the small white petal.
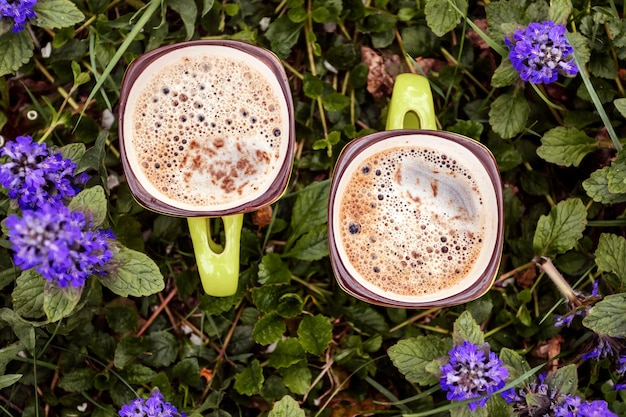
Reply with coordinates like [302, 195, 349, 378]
[259, 17, 271, 31]
[101, 109, 115, 129]
[41, 42, 52, 59]
[323, 60, 338, 74]
[77, 403, 88, 412]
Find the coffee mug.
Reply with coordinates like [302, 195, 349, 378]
[118, 40, 295, 296]
[328, 74, 503, 308]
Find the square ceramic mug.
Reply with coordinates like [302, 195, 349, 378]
[328, 74, 504, 308]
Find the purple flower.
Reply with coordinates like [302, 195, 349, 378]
[505, 21, 578, 84]
[440, 341, 508, 411]
[581, 334, 623, 361]
[502, 373, 558, 415]
[0, 135, 88, 210]
[118, 390, 185, 417]
[554, 395, 617, 417]
[0, 0, 37, 32]
[503, 373, 617, 416]
[6, 204, 114, 288]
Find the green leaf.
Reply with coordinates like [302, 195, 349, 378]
[105, 305, 139, 333]
[268, 338, 306, 369]
[387, 335, 452, 385]
[344, 305, 389, 334]
[546, 364, 577, 397]
[322, 93, 350, 112]
[491, 59, 519, 88]
[201, 0, 214, 16]
[536, 127, 597, 167]
[615, 98, 626, 119]
[114, 337, 147, 369]
[303, 73, 323, 99]
[167, 0, 197, 40]
[258, 253, 291, 284]
[297, 315, 332, 355]
[78, 129, 109, 188]
[253, 313, 285, 345]
[583, 294, 626, 337]
[0, 30, 34, 76]
[568, 32, 591, 67]
[234, 359, 264, 396]
[71, 61, 90, 87]
[499, 347, 530, 382]
[424, 0, 467, 37]
[607, 152, 626, 194]
[264, 16, 304, 59]
[312, 0, 342, 22]
[269, 395, 305, 417]
[453, 311, 484, 345]
[100, 246, 164, 297]
[595, 233, 626, 286]
[43, 281, 83, 322]
[283, 225, 329, 260]
[276, 293, 304, 318]
[548, 0, 571, 26]
[12, 270, 45, 319]
[59, 142, 86, 162]
[532, 198, 587, 256]
[58, 368, 97, 392]
[489, 91, 530, 139]
[252, 284, 286, 313]
[33, 0, 85, 28]
[281, 363, 311, 395]
[0, 308, 35, 353]
[68, 186, 108, 227]
[0, 374, 22, 390]
[223, 3, 239, 16]
[173, 358, 201, 386]
[583, 167, 626, 205]
[121, 364, 156, 384]
[287, 181, 330, 247]
[140, 331, 178, 367]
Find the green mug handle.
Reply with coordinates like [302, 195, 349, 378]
[187, 214, 244, 297]
[386, 74, 437, 131]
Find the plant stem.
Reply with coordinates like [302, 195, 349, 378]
[536, 256, 581, 308]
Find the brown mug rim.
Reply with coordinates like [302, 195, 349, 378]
[118, 40, 295, 217]
[328, 129, 504, 308]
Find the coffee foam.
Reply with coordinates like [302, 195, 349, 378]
[333, 134, 499, 303]
[123, 45, 289, 212]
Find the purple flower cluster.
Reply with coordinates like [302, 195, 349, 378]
[505, 21, 578, 84]
[0, 135, 87, 210]
[0, 0, 37, 32]
[554, 395, 616, 417]
[119, 390, 185, 417]
[439, 341, 508, 411]
[502, 373, 617, 417]
[1, 135, 114, 288]
[6, 204, 113, 288]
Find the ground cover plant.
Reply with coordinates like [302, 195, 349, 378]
[2, 0, 626, 416]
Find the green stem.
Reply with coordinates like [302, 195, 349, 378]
[188, 214, 244, 296]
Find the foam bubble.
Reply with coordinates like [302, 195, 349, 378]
[337, 145, 488, 298]
[124, 48, 289, 210]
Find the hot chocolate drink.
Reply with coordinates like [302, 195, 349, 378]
[330, 132, 501, 305]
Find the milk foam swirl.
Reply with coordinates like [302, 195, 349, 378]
[337, 145, 488, 298]
[123, 47, 289, 211]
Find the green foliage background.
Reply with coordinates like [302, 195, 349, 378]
[2, 0, 626, 416]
